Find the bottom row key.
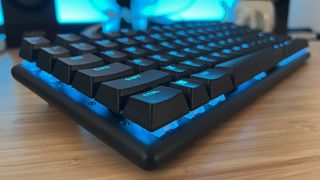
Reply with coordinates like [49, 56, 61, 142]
[123, 86, 190, 131]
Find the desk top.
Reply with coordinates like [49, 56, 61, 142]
[1, 42, 320, 179]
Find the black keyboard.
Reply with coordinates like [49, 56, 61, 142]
[12, 22, 310, 170]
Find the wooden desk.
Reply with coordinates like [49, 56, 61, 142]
[1, 42, 320, 179]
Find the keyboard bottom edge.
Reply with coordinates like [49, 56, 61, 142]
[11, 52, 309, 170]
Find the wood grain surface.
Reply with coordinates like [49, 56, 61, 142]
[1, 42, 320, 180]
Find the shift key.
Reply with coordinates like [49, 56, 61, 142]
[95, 70, 172, 113]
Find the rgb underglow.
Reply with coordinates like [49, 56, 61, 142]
[0, 0, 4, 25]
[21, 48, 308, 145]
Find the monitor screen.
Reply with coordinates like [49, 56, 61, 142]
[54, 0, 237, 24]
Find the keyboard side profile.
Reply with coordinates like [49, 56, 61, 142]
[11, 22, 310, 170]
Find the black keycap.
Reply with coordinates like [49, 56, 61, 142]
[194, 56, 219, 67]
[72, 62, 135, 97]
[134, 35, 154, 44]
[123, 46, 148, 58]
[161, 64, 192, 79]
[215, 47, 283, 86]
[103, 32, 122, 39]
[116, 37, 138, 47]
[179, 60, 207, 72]
[207, 52, 230, 63]
[163, 32, 178, 39]
[120, 28, 138, 36]
[123, 86, 189, 131]
[99, 50, 128, 63]
[170, 78, 209, 110]
[173, 39, 190, 47]
[69, 42, 97, 55]
[150, 33, 166, 41]
[182, 47, 201, 57]
[190, 69, 234, 99]
[94, 39, 119, 51]
[142, 44, 164, 52]
[19, 36, 51, 61]
[53, 54, 104, 84]
[159, 41, 178, 50]
[81, 32, 104, 41]
[36, 45, 70, 72]
[149, 54, 175, 66]
[95, 70, 172, 113]
[127, 58, 158, 72]
[195, 44, 213, 52]
[167, 50, 188, 61]
[55, 33, 81, 47]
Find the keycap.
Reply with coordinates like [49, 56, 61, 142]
[72, 62, 135, 97]
[81, 32, 104, 41]
[36, 46, 70, 72]
[161, 64, 192, 79]
[179, 60, 207, 72]
[121, 28, 138, 36]
[182, 47, 201, 57]
[149, 54, 175, 66]
[53, 54, 105, 84]
[116, 37, 138, 47]
[134, 35, 153, 43]
[150, 33, 166, 41]
[123, 46, 148, 58]
[170, 79, 209, 110]
[95, 70, 172, 113]
[194, 56, 219, 67]
[55, 33, 81, 47]
[99, 50, 128, 63]
[19, 36, 51, 61]
[190, 69, 234, 99]
[159, 41, 178, 50]
[127, 58, 158, 72]
[94, 39, 119, 51]
[142, 44, 164, 52]
[103, 32, 122, 39]
[123, 86, 189, 131]
[167, 51, 188, 61]
[215, 47, 283, 86]
[69, 42, 97, 55]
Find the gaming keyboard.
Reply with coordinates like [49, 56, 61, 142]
[11, 22, 310, 170]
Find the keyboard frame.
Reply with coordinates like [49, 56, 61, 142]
[11, 49, 310, 170]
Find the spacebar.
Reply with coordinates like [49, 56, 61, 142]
[215, 47, 283, 86]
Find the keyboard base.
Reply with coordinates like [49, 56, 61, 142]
[11, 50, 309, 170]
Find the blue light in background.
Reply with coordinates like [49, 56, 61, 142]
[54, 0, 117, 24]
[54, 0, 237, 25]
[0, 0, 4, 25]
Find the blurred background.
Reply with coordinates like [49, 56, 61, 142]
[0, 0, 317, 49]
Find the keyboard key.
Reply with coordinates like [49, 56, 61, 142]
[180, 60, 207, 72]
[190, 69, 234, 99]
[142, 44, 164, 52]
[53, 54, 104, 84]
[36, 46, 70, 72]
[116, 37, 138, 47]
[94, 39, 119, 51]
[103, 32, 122, 39]
[215, 47, 282, 86]
[123, 46, 148, 58]
[127, 58, 158, 72]
[72, 62, 135, 97]
[99, 50, 128, 63]
[55, 33, 81, 47]
[81, 32, 104, 41]
[95, 70, 172, 113]
[167, 51, 188, 61]
[170, 78, 209, 110]
[150, 33, 166, 41]
[182, 47, 201, 57]
[149, 54, 175, 66]
[161, 64, 192, 79]
[69, 42, 97, 55]
[19, 36, 51, 61]
[121, 28, 138, 36]
[194, 56, 219, 67]
[134, 35, 153, 43]
[123, 86, 189, 131]
[159, 41, 178, 50]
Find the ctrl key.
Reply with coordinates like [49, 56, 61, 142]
[123, 86, 190, 131]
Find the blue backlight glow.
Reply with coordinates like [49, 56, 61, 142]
[20, 47, 308, 145]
